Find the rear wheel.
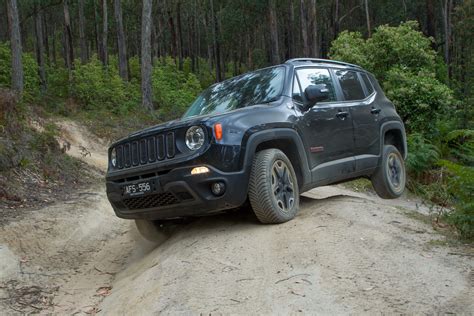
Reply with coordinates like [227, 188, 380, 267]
[248, 149, 299, 223]
[371, 145, 406, 199]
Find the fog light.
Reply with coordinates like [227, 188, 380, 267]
[191, 166, 209, 175]
[211, 182, 226, 196]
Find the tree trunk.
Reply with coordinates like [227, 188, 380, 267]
[425, 0, 436, 38]
[42, 12, 51, 64]
[333, 0, 339, 41]
[141, 0, 153, 110]
[269, 0, 280, 64]
[168, 10, 178, 60]
[102, 0, 108, 66]
[78, 0, 87, 63]
[310, 0, 318, 57]
[177, 1, 184, 70]
[63, 0, 74, 71]
[114, 0, 128, 80]
[6, 0, 23, 93]
[288, 0, 295, 58]
[210, 0, 222, 82]
[93, 0, 101, 58]
[364, 0, 371, 37]
[300, 0, 309, 56]
[34, 4, 47, 93]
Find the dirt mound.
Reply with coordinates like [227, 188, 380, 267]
[99, 186, 473, 314]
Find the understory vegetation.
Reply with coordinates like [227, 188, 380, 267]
[331, 22, 473, 239]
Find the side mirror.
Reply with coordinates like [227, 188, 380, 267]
[303, 84, 330, 109]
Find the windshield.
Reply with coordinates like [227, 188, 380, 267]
[183, 66, 285, 118]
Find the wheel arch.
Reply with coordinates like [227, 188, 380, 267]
[380, 121, 407, 160]
[241, 128, 311, 190]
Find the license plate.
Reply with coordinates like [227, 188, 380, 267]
[123, 181, 153, 197]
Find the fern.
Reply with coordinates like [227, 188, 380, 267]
[438, 160, 474, 239]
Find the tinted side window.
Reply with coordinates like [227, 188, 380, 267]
[360, 73, 374, 95]
[335, 70, 365, 101]
[293, 68, 336, 102]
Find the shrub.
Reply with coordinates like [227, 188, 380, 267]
[152, 60, 201, 119]
[329, 31, 372, 70]
[70, 56, 139, 114]
[0, 42, 40, 99]
[384, 67, 453, 134]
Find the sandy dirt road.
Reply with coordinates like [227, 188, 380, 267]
[0, 121, 472, 314]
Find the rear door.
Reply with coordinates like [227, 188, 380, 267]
[293, 67, 355, 184]
[335, 70, 381, 171]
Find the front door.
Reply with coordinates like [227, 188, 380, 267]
[293, 67, 355, 185]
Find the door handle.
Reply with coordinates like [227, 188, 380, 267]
[336, 111, 349, 119]
[371, 107, 381, 114]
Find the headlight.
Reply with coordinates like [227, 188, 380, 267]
[185, 126, 205, 150]
[110, 147, 117, 167]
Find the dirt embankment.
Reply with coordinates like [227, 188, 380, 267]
[0, 120, 472, 314]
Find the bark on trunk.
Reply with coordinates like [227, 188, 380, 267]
[300, 0, 309, 56]
[114, 0, 128, 80]
[141, 0, 153, 110]
[78, 0, 87, 63]
[102, 0, 108, 66]
[269, 0, 280, 64]
[6, 0, 23, 92]
[168, 10, 178, 60]
[364, 0, 371, 37]
[63, 0, 74, 71]
[210, 0, 222, 82]
[93, 0, 101, 58]
[177, 1, 184, 70]
[34, 4, 47, 93]
[310, 0, 318, 57]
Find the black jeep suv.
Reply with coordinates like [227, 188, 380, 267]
[106, 58, 407, 239]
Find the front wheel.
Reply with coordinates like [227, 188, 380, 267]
[248, 149, 299, 223]
[371, 145, 406, 199]
[134, 219, 169, 242]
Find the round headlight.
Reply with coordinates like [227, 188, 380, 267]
[185, 126, 205, 150]
[110, 147, 117, 167]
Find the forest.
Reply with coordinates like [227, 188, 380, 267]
[0, 0, 473, 238]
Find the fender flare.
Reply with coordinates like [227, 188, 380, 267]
[379, 121, 407, 160]
[241, 128, 311, 188]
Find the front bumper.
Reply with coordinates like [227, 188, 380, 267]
[106, 164, 249, 220]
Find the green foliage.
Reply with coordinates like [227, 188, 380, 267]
[0, 42, 40, 99]
[406, 133, 440, 176]
[330, 22, 453, 137]
[328, 31, 372, 70]
[438, 160, 474, 239]
[70, 56, 139, 114]
[151, 58, 201, 119]
[366, 21, 436, 80]
[384, 67, 453, 134]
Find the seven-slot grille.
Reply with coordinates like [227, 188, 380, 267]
[115, 132, 176, 169]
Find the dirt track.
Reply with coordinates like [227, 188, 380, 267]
[0, 121, 472, 314]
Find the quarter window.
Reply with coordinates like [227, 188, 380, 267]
[335, 70, 366, 101]
[293, 68, 336, 102]
[360, 73, 374, 95]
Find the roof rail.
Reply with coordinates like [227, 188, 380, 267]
[285, 58, 362, 69]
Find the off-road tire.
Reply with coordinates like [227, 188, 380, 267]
[248, 149, 299, 223]
[371, 145, 406, 199]
[134, 219, 169, 242]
